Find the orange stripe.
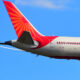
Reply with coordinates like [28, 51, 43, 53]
[12, 20, 22, 24]
[6, 5, 21, 16]
[24, 23, 28, 31]
[8, 12, 20, 18]
[15, 25, 21, 32]
[12, 19, 22, 22]
[11, 19, 22, 22]
[18, 24, 24, 37]
[10, 16, 22, 20]
[21, 23, 25, 31]
[13, 23, 21, 28]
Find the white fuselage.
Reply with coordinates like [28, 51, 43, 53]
[12, 37, 80, 59]
[3, 0, 80, 60]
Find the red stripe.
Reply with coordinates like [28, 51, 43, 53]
[33, 36, 58, 49]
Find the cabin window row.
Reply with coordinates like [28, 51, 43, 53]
[57, 42, 80, 45]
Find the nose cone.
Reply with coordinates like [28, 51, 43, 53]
[5, 41, 12, 45]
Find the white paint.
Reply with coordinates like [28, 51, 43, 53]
[10, 37, 80, 59]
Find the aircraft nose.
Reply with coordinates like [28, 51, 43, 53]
[5, 41, 12, 45]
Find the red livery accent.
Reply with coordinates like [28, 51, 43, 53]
[3, 0, 80, 61]
[34, 36, 58, 49]
[3, 0, 58, 49]
[3, 1, 42, 39]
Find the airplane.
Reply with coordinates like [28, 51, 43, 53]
[1, 0, 80, 60]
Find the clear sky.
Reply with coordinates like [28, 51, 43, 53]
[0, 0, 80, 80]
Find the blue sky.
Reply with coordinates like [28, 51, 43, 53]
[0, 0, 80, 80]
